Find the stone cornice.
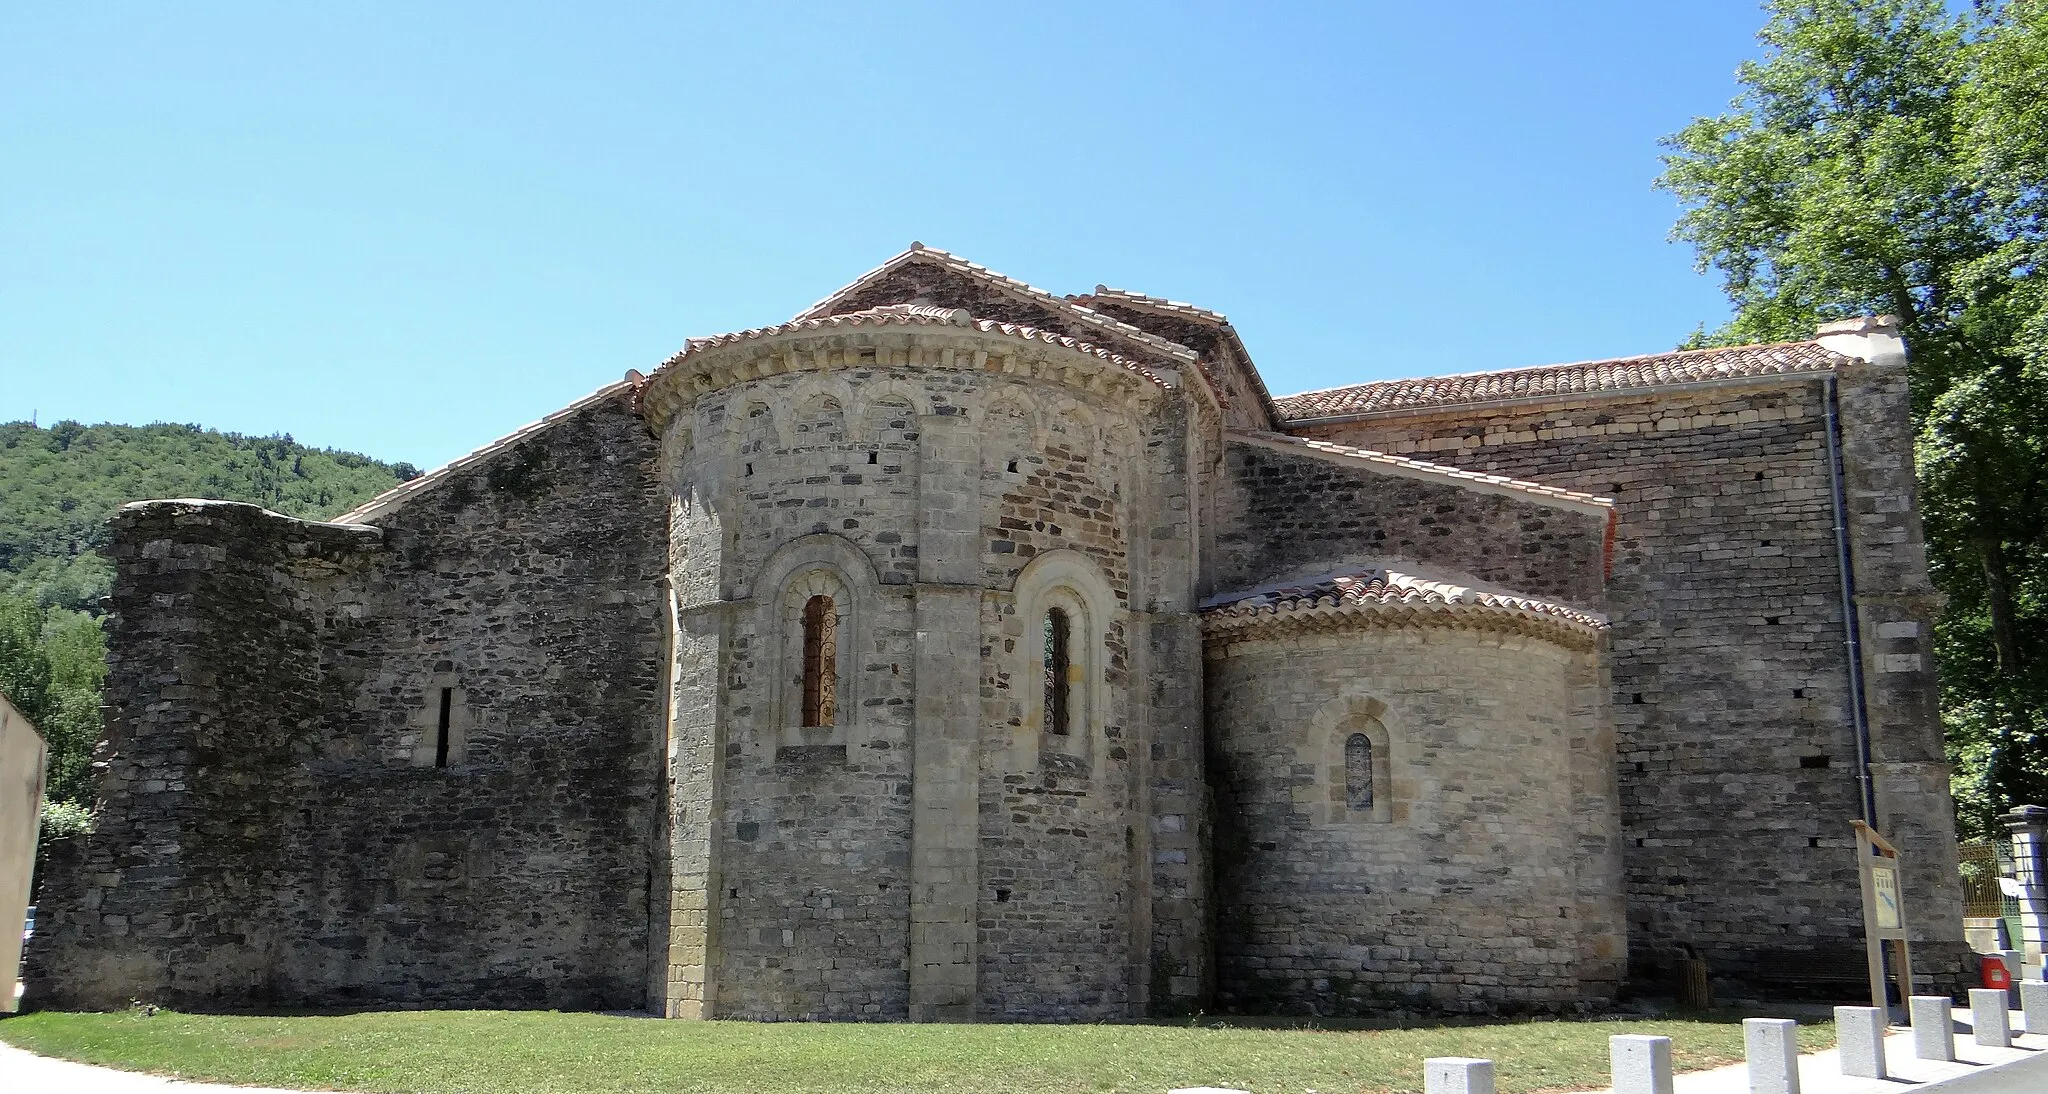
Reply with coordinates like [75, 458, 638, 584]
[1202, 595, 1606, 651]
[640, 320, 1176, 436]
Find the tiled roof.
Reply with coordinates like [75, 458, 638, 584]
[1069, 286, 1282, 429]
[1075, 286, 1230, 325]
[793, 244, 1203, 366]
[1200, 566, 1607, 641]
[652, 303, 1174, 390]
[1273, 341, 1852, 421]
[1229, 430, 1613, 514]
[332, 382, 634, 526]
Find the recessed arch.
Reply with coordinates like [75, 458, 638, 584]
[1309, 694, 1394, 824]
[1008, 549, 1120, 775]
[750, 533, 882, 752]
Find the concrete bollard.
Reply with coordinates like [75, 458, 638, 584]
[1744, 1018, 1801, 1094]
[2022, 980, 2048, 1035]
[1424, 1057, 1495, 1094]
[1910, 995, 1956, 1060]
[1609, 1034, 1674, 1094]
[1971, 987, 2013, 1047]
[1833, 1006, 1888, 1079]
[2000, 948, 2026, 979]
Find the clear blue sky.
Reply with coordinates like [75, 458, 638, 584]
[3, 2, 1775, 471]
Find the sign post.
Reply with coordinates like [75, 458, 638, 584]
[1855, 820, 1914, 1017]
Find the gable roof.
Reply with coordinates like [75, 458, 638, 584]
[1067, 286, 1281, 430]
[1228, 430, 1614, 516]
[794, 244, 1203, 369]
[332, 381, 633, 526]
[1274, 341, 1853, 422]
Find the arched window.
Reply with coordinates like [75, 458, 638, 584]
[801, 594, 837, 727]
[1043, 607, 1072, 736]
[1345, 732, 1374, 810]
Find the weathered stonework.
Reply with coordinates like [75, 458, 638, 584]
[26, 248, 1966, 1018]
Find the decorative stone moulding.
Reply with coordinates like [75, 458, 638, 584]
[639, 306, 1178, 436]
[1200, 568, 1608, 651]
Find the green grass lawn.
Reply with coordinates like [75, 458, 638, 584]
[0, 1008, 1836, 1094]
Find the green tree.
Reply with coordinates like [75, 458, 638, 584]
[1658, 0, 2048, 836]
[0, 419, 412, 808]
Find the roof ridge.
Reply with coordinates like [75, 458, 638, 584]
[332, 381, 633, 526]
[1274, 340, 1853, 421]
[792, 243, 1203, 366]
[1228, 429, 1613, 514]
[1282, 339, 1839, 400]
[1073, 285, 1230, 325]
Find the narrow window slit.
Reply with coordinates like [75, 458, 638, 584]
[434, 687, 452, 769]
[801, 594, 837, 727]
[1345, 733, 1374, 810]
[1043, 608, 1071, 736]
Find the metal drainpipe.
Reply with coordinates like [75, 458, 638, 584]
[1825, 374, 1880, 826]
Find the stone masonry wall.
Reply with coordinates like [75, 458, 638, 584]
[1294, 369, 1969, 991]
[1206, 623, 1619, 1015]
[1211, 437, 1610, 608]
[27, 393, 668, 1010]
[659, 350, 1190, 1021]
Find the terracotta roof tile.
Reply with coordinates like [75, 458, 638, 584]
[1069, 286, 1282, 429]
[1201, 566, 1607, 638]
[794, 244, 1202, 366]
[1274, 341, 1852, 421]
[653, 305, 1175, 390]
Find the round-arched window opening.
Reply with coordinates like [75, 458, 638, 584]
[1345, 732, 1375, 811]
[801, 594, 837, 727]
[1043, 607, 1072, 736]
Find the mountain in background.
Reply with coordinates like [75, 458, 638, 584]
[1, 420, 415, 610]
[1, 419, 414, 805]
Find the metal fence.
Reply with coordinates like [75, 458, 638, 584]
[1960, 840, 2020, 918]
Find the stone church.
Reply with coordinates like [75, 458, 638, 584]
[27, 245, 1970, 1020]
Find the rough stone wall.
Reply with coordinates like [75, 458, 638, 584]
[1211, 437, 1610, 608]
[1293, 366, 1968, 990]
[1206, 623, 1619, 1014]
[1083, 301, 1273, 433]
[27, 394, 667, 1011]
[658, 351, 1195, 1021]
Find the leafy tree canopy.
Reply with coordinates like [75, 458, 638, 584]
[1659, 0, 2048, 836]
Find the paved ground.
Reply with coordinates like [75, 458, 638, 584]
[0, 1040, 317, 1093]
[1663, 1009, 2044, 1094]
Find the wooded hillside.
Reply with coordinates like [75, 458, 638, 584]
[0, 420, 412, 805]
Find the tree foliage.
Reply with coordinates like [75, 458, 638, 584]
[0, 419, 412, 806]
[1659, 0, 2048, 836]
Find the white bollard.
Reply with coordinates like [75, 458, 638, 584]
[1971, 987, 2013, 1047]
[1609, 1034, 1674, 1094]
[1833, 1006, 1888, 1078]
[1424, 1057, 1495, 1094]
[2000, 948, 2026, 981]
[2022, 980, 2048, 1035]
[1744, 1018, 1801, 1094]
[1910, 995, 1956, 1061]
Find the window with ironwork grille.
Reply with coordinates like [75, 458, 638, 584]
[1345, 732, 1374, 810]
[801, 594, 837, 728]
[1043, 607, 1071, 736]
